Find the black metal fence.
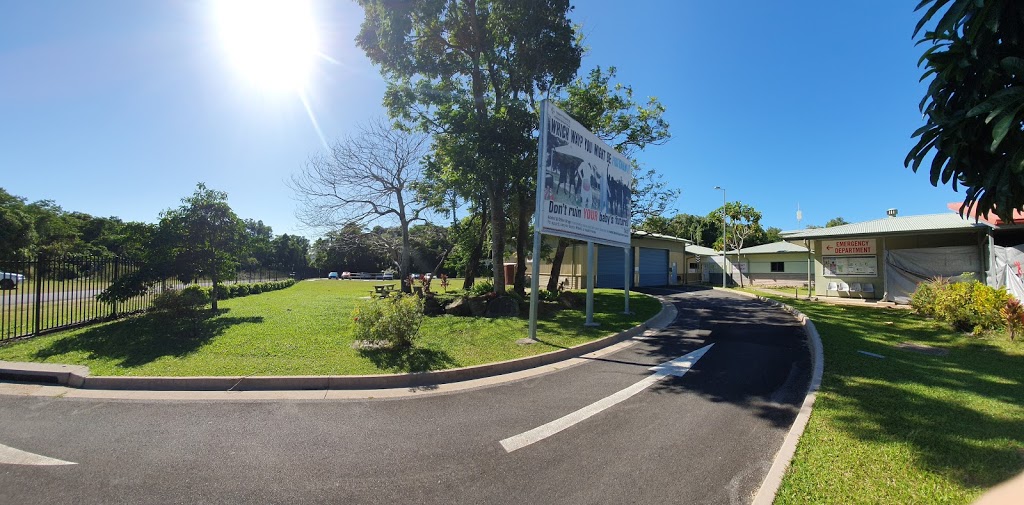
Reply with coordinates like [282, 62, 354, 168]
[0, 256, 296, 343]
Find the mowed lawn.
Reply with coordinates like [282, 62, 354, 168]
[754, 294, 1024, 504]
[0, 279, 660, 377]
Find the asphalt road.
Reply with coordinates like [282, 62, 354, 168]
[0, 287, 811, 505]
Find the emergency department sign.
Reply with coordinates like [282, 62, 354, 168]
[536, 100, 632, 247]
[821, 239, 876, 255]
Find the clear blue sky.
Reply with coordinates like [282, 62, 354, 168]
[0, 0, 960, 239]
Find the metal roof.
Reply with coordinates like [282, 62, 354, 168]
[682, 245, 719, 256]
[737, 241, 808, 254]
[780, 213, 989, 239]
[630, 230, 692, 244]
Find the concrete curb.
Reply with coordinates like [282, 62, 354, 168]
[2, 295, 674, 392]
[725, 289, 825, 505]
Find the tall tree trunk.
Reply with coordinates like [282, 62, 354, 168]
[400, 223, 412, 293]
[489, 184, 506, 294]
[463, 207, 488, 290]
[546, 238, 571, 292]
[513, 189, 529, 296]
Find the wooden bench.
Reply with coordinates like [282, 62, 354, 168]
[371, 284, 396, 298]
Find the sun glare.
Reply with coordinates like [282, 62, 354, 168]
[214, 0, 319, 92]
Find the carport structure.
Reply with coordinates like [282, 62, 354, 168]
[532, 231, 690, 290]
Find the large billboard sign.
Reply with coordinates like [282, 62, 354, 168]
[536, 100, 632, 247]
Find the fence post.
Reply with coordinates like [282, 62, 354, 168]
[33, 255, 43, 336]
[111, 256, 120, 318]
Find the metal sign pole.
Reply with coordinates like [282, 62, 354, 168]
[585, 241, 598, 327]
[623, 245, 630, 314]
[528, 100, 549, 342]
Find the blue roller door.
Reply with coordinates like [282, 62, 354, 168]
[637, 248, 668, 287]
[596, 245, 632, 289]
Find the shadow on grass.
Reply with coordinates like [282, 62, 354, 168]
[34, 309, 263, 368]
[764, 295, 1024, 489]
[357, 345, 457, 373]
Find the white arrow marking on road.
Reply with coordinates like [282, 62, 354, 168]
[500, 344, 714, 453]
[0, 442, 76, 466]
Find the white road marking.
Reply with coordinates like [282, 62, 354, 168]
[500, 344, 714, 453]
[0, 442, 76, 466]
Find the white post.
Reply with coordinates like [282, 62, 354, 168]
[528, 100, 548, 342]
[623, 245, 630, 314]
[585, 241, 598, 327]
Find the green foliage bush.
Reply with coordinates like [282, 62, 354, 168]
[468, 279, 494, 297]
[213, 284, 230, 300]
[910, 277, 946, 317]
[912, 277, 1010, 333]
[537, 289, 559, 302]
[351, 294, 424, 348]
[150, 285, 209, 315]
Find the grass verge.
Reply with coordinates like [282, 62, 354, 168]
[747, 291, 1024, 504]
[0, 279, 659, 377]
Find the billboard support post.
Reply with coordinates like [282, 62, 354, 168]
[623, 245, 631, 314]
[585, 241, 598, 327]
[527, 100, 549, 342]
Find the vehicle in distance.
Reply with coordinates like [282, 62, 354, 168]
[328, 272, 339, 280]
[0, 271, 25, 290]
[382, 272, 394, 280]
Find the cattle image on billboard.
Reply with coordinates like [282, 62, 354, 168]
[537, 100, 632, 247]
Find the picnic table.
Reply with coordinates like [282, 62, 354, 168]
[371, 284, 396, 298]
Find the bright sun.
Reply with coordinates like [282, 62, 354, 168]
[214, 0, 319, 92]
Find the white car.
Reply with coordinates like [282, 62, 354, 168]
[0, 271, 25, 290]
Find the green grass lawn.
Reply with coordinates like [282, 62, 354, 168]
[747, 291, 1024, 504]
[0, 279, 659, 377]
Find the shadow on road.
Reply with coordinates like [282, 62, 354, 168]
[624, 287, 813, 429]
[34, 309, 263, 367]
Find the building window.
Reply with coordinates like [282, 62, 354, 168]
[770, 262, 785, 272]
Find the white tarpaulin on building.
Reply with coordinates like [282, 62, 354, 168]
[884, 246, 982, 303]
[988, 244, 1024, 301]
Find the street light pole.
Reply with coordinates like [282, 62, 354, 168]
[714, 186, 726, 288]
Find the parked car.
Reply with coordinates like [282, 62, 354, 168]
[328, 271, 339, 280]
[0, 271, 25, 290]
[382, 272, 394, 280]
[341, 271, 352, 279]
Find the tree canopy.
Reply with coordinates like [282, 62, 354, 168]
[907, 0, 1024, 220]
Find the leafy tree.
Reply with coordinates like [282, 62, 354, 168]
[907, 0, 1024, 220]
[0, 188, 36, 260]
[825, 217, 849, 228]
[355, 0, 582, 294]
[270, 234, 310, 273]
[99, 183, 245, 312]
[162, 184, 245, 310]
[710, 202, 761, 287]
[290, 118, 429, 292]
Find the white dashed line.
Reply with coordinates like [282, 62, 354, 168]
[500, 344, 714, 453]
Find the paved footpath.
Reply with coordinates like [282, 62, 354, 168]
[0, 287, 811, 505]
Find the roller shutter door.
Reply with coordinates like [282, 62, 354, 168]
[596, 245, 632, 289]
[637, 248, 668, 287]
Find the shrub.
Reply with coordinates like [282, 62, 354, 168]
[150, 285, 209, 315]
[910, 277, 947, 316]
[468, 279, 494, 297]
[1002, 298, 1024, 341]
[351, 294, 424, 347]
[249, 283, 262, 294]
[237, 284, 251, 296]
[536, 289, 559, 302]
[928, 279, 1009, 334]
[213, 284, 230, 300]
